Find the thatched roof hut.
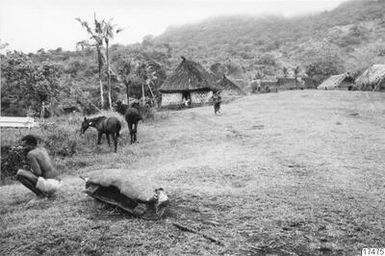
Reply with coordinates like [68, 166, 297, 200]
[160, 57, 216, 107]
[355, 64, 385, 91]
[160, 57, 216, 93]
[317, 73, 354, 90]
[277, 77, 297, 90]
[215, 75, 246, 96]
[251, 79, 279, 93]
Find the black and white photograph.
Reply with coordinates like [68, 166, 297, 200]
[1, 0, 385, 255]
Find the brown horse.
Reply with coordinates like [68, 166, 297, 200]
[81, 116, 121, 152]
[114, 101, 142, 144]
[125, 108, 142, 144]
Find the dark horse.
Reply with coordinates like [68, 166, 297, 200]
[125, 108, 142, 144]
[114, 100, 142, 144]
[81, 116, 121, 152]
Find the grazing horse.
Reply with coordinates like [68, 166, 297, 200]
[81, 116, 121, 152]
[125, 108, 142, 144]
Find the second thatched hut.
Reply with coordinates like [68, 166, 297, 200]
[214, 75, 246, 96]
[317, 73, 355, 90]
[355, 64, 385, 91]
[160, 57, 217, 107]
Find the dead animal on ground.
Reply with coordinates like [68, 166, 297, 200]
[81, 169, 169, 220]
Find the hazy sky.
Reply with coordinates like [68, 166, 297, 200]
[1, 0, 347, 53]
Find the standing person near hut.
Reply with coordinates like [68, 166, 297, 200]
[16, 135, 61, 198]
[212, 92, 222, 115]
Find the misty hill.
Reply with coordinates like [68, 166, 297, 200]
[155, 0, 385, 80]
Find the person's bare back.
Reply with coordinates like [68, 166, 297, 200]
[16, 135, 61, 197]
[27, 147, 58, 179]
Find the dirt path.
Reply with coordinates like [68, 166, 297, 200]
[1, 90, 385, 255]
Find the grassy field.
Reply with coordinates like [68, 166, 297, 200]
[1, 90, 385, 256]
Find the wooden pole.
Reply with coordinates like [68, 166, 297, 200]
[147, 80, 157, 107]
[106, 40, 112, 110]
[142, 82, 145, 106]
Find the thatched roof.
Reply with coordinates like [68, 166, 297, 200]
[356, 64, 385, 90]
[214, 75, 246, 95]
[317, 73, 352, 90]
[160, 57, 216, 93]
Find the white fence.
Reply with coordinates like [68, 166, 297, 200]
[0, 116, 39, 129]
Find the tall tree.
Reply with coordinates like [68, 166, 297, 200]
[101, 19, 122, 110]
[116, 58, 135, 105]
[76, 14, 106, 109]
[116, 58, 166, 106]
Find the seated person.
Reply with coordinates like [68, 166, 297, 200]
[183, 97, 191, 107]
[16, 135, 61, 198]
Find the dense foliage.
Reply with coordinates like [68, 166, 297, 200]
[1, 52, 61, 116]
[0, 145, 29, 183]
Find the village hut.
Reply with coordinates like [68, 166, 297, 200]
[355, 64, 385, 91]
[277, 77, 298, 90]
[301, 77, 316, 89]
[215, 75, 246, 96]
[250, 79, 279, 93]
[317, 73, 355, 90]
[160, 57, 217, 107]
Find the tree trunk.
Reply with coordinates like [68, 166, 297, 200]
[97, 47, 104, 109]
[50, 95, 54, 119]
[126, 81, 131, 106]
[142, 82, 145, 106]
[99, 77, 104, 109]
[106, 40, 112, 110]
[147, 80, 157, 108]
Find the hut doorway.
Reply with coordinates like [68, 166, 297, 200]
[182, 92, 191, 106]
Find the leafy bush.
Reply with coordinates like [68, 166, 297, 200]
[1, 145, 29, 182]
[138, 105, 155, 120]
[40, 122, 78, 157]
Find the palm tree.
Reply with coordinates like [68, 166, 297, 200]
[101, 19, 123, 110]
[76, 14, 106, 109]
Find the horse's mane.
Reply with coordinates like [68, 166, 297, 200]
[88, 116, 107, 123]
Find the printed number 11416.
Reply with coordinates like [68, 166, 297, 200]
[362, 248, 385, 256]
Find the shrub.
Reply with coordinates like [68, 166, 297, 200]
[40, 122, 78, 157]
[1, 145, 29, 182]
[138, 105, 155, 120]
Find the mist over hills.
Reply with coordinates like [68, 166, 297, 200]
[154, 0, 385, 79]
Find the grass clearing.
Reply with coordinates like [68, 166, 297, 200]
[1, 90, 385, 255]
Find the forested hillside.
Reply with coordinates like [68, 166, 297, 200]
[156, 0, 385, 79]
[2, 0, 385, 116]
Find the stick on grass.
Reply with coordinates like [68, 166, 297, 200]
[172, 221, 224, 246]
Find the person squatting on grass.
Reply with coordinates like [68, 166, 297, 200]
[16, 135, 62, 198]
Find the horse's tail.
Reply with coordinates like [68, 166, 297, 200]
[116, 121, 121, 137]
